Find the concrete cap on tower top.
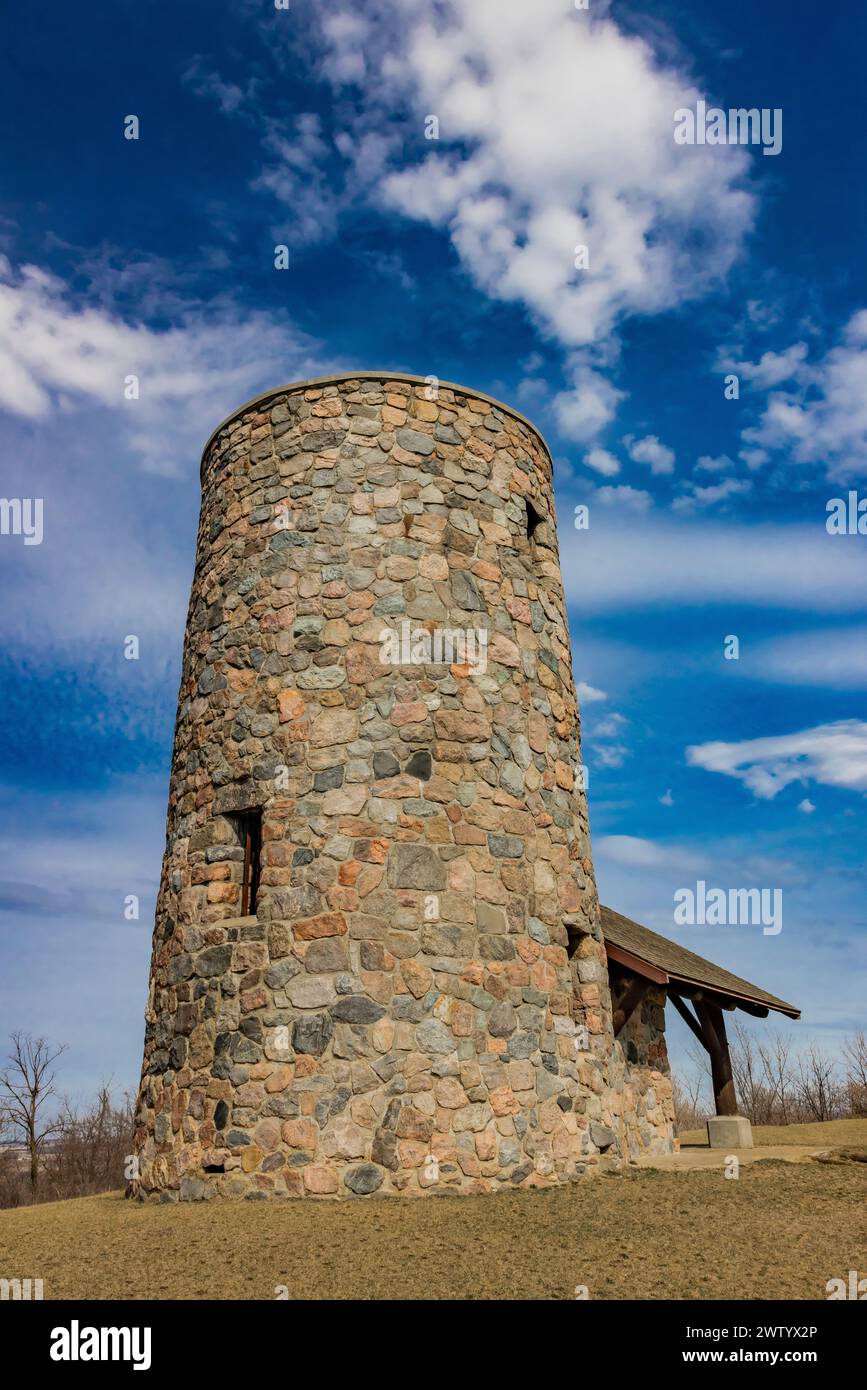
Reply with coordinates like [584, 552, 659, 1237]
[199, 370, 554, 477]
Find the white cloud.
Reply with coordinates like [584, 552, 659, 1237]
[671, 477, 752, 512]
[626, 433, 675, 475]
[738, 447, 769, 471]
[739, 310, 867, 482]
[592, 484, 652, 512]
[594, 828, 864, 1060]
[695, 453, 735, 473]
[561, 515, 867, 613]
[257, 114, 400, 248]
[309, 0, 753, 437]
[553, 361, 624, 443]
[0, 258, 335, 661]
[686, 721, 867, 800]
[595, 835, 700, 871]
[583, 446, 620, 477]
[588, 709, 629, 767]
[722, 341, 808, 390]
[798, 799, 816, 814]
[597, 833, 805, 889]
[0, 421, 191, 652]
[320, 11, 374, 85]
[593, 713, 626, 739]
[596, 835, 668, 867]
[183, 58, 248, 114]
[515, 376, 548, 409]
[254, 114, 343, 245]
[577, 681, 607, 703]
[594, 744, 630, 769]
[744, 298, 783, 330]
[746, 627, 867, 690]
[659, 789, 674, 806]
[0, 257, 329, 475]
[361, 1, 753, 350]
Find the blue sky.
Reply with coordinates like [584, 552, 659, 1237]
[1, 0, 865, 1100]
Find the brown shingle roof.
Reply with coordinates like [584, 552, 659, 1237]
[600, 904, 800, 1020]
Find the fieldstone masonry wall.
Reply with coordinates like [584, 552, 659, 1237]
[614, 985, 678, 1158]
[133, 372, 670, 1201]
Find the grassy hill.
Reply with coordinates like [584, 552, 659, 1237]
[679, 1117, 867, 1148]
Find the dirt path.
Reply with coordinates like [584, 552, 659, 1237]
[634, 1144, 825, 1171]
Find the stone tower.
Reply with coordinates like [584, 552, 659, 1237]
[133, 372, 625, 1201]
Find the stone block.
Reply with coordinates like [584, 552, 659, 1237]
[706, 1115, 754, 1149]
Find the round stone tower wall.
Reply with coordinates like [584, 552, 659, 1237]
[133, 372, 623, 1200]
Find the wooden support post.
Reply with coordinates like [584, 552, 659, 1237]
[669, 992, 738, 1117]
[694, 998, 738, 1117]
[669, 992, 705, 1047]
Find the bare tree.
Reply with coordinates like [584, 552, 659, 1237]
[0, 1032, 66, 1197]
[669, 1041, 712, 1133]
[757, 1031, 796, 1124]
[842, 1032, 867, 1116]
[730, 1021, 765, 1122]
[670, 1072, 709, 1133]
[795, 1045, 843, 1123]
[728, 1024, 801, 1125]
[50, 1085, 134, 1199]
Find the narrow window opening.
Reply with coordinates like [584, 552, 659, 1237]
[526, 499, 544, 542]
[235, 809, 262, 916]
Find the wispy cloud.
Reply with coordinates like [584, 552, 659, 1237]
[561, 516, 867, 612]
[577, 681, 608, 703]
[720, 341, 809, 390]
[687, 720, 867, 800]
[737, 309, 867, 482]
[583, 446, 621, 477]
[182, 57, 250, 114]
[626, 433, 675, 475]
[590, 484, 652, 512]
[0, 256, 330, 475]
[746, 627, 867, 690]
[596, 834, 696, 869]
[672, 476, 753, 512]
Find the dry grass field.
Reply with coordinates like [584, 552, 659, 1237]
[1, 1151, 864, 1301]
[679, 1117, 867, 1149]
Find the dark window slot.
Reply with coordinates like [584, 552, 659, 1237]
[234, 809, 262, 916]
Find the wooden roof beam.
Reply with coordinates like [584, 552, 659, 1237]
[605, 942, 668, 985]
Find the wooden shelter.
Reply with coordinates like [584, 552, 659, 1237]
[601, 905, 800, 1119]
